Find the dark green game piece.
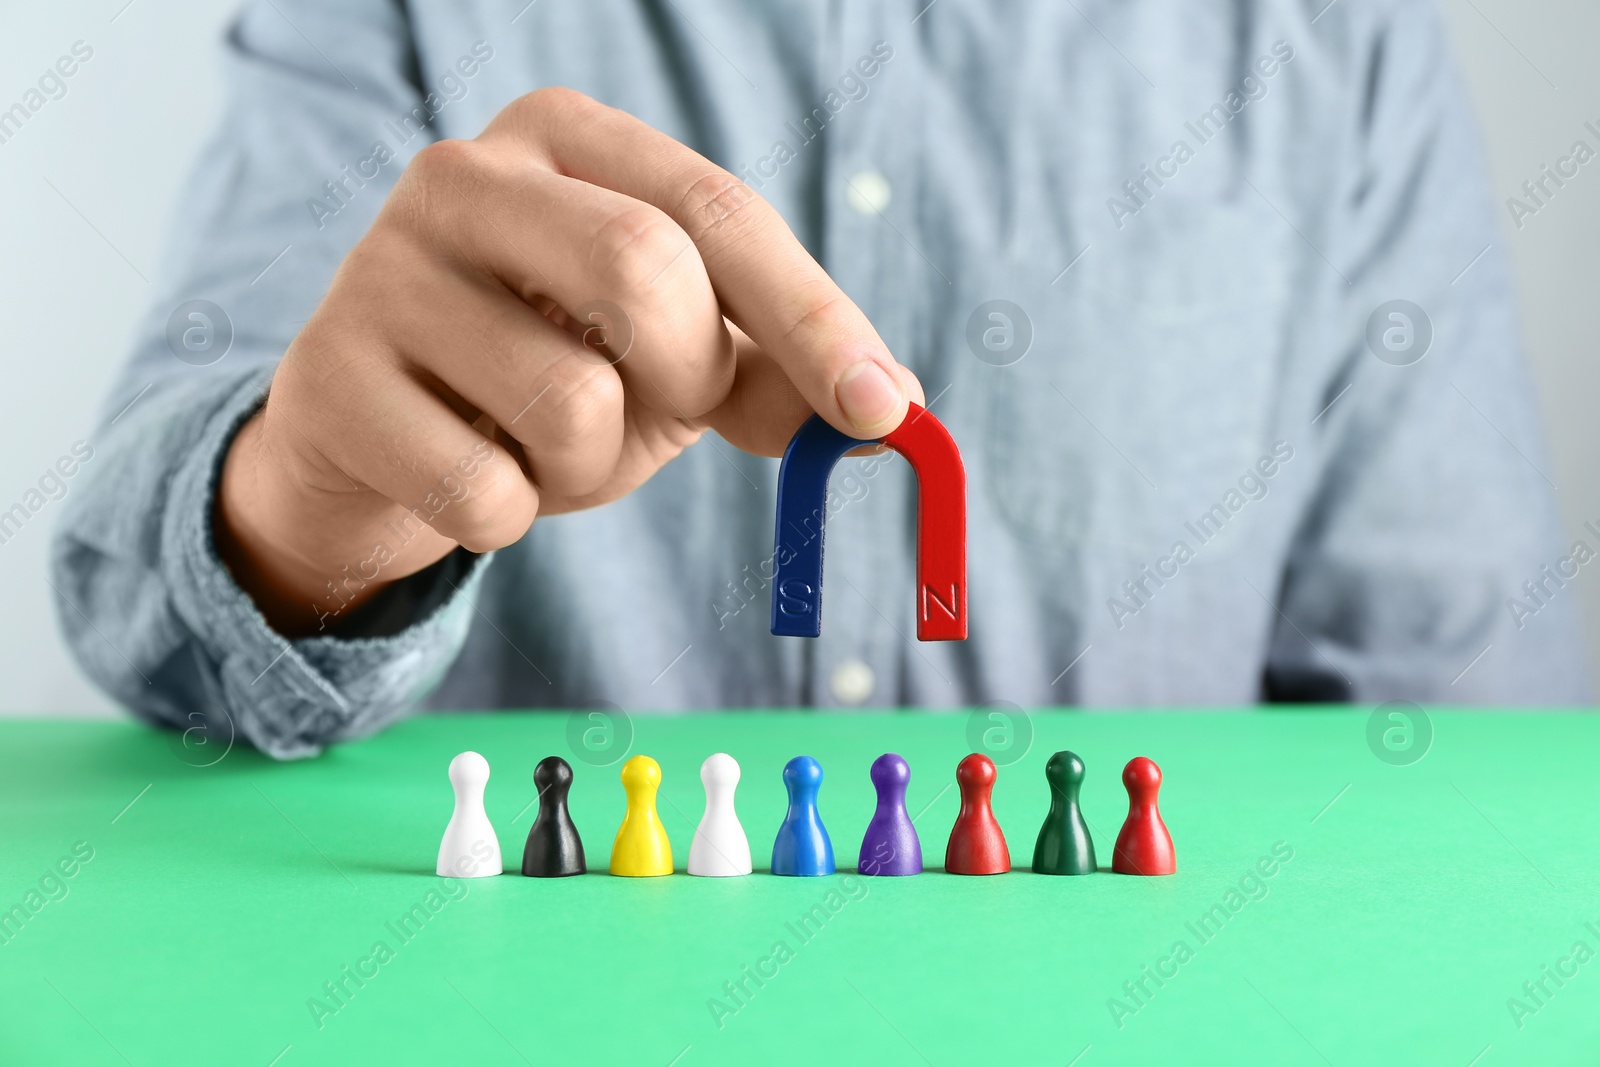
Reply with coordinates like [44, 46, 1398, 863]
[1032, 750, 1096, 875]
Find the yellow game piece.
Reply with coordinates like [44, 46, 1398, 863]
[610, 755, 674, 876]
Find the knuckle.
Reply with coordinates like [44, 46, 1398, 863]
[590, 206, 686, 295]
[779, 291, 850, 349]
[391, 139, 493, 237]
[517, 85, 588, 121]
[543, 357, 624, 437]
[654, 327, 736, 419]
[674, 170, 761, 245]
[445, 458, 535, 549]
[407, 137, 484, 187]
[501, 86, 596, 150]
[493, 87, 585, 155]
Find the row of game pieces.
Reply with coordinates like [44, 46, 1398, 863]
[437, 749, 1175, 877]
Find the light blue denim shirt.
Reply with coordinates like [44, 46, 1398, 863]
[51, 0, 1590, 757]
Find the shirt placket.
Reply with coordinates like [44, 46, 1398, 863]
[806, 1, 922, 708]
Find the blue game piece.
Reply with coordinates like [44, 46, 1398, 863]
[770, 756, 835, 876]
[858, 753, 922, 875]
[770, 415, 863, 637]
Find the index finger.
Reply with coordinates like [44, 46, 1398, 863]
[486, 88, 915, 440]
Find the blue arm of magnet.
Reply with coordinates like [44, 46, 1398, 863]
[770, 414, 874, 637]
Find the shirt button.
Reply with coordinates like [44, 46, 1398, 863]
[845, 170, 892, 215]
[830, 659, 875, 705]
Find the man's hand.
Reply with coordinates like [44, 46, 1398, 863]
[216, 88, 923, 634]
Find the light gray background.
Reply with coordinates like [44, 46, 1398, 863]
[1, 0, 1593, 715]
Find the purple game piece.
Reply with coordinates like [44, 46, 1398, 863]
[858, 753, 923, 875]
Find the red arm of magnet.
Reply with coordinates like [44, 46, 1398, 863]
[882, 403, 967, 641]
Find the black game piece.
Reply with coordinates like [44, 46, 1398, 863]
[522, 756, 586, 877]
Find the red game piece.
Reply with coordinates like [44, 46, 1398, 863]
[1112, 756, 1176, 876]
[944, 753, 1010, 875]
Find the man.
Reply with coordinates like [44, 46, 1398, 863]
[51, 0, 1589, 758]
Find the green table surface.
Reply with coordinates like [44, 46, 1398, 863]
[2, 710, 1598, 1066]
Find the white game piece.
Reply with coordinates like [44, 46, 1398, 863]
[687, 753, 753, 877]
[437, 751, 503, 878]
